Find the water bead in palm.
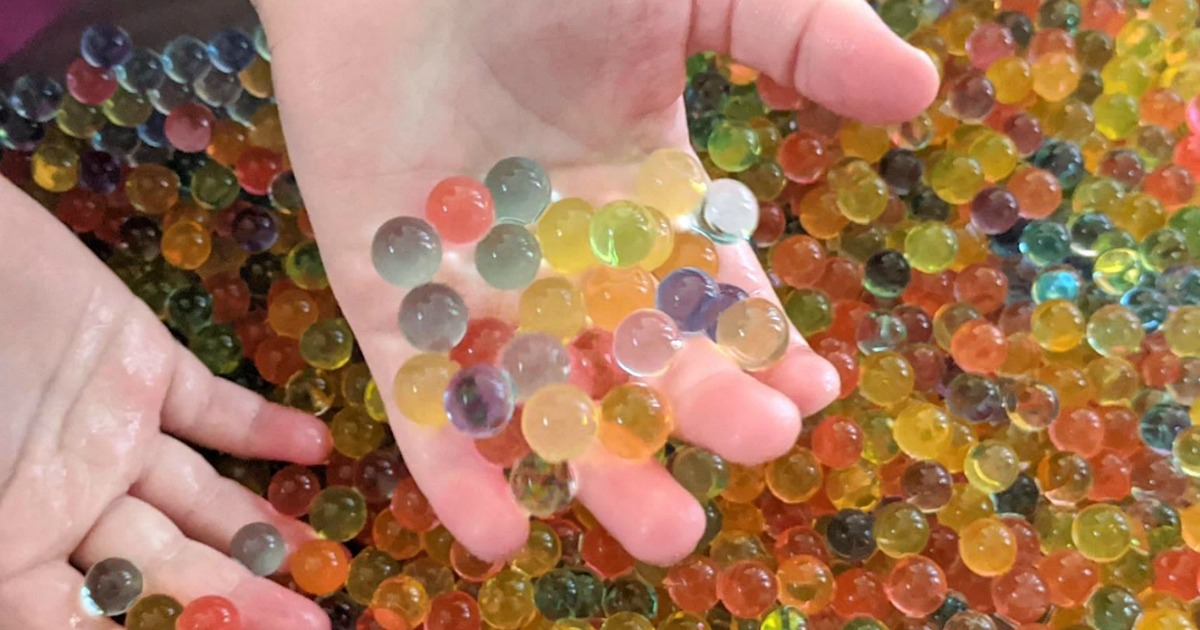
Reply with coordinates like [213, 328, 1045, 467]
[229, 522, 287, 577]
[399, 282, 469, 352]
[444, 364, 517, 438]
[485, 156, 553, 224]
[82, 557, 143, 616]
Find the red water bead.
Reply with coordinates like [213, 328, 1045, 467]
[354, 448, 408, 504]
[946, 561, 996, 612]
[954, 264, 1008, 314]
[717, 560, 778, 618]
[56, 189, 107, 233]
[1153, 549, 1200, 600]
[1038, 550, 1099, 607]
[473, 409, 530, 467]
[425, 176, 494, 244]
[998, 300, 1034, 335]
[893, 305, 933, 343]
[754, 201, 787, 247]
[950, 320, 1008, 374]
[0, 150, 31, 183]
[1142, 89, 1186, 129]
[427, 590, 481, 630]
[1098, 150, 1145, 188]
[268, 464, 321, 517]
[966, 23, 1016, 70]
[66, 58, 117, 105]
[1088, 452, 1132, 501]
[823, 351, 859, 399]
[774, 525, 830, 563]
[778, 133, 830, 184]
[923, 524, 960, 570]
[390, 477, 438, 532]
[1100, 406, 1141, 456]
[1130, 450, 1189, 502]
[1143, 165, 1195, 208]
[1009, 167, 1062, 219]
[255, 335, 306, 385]
[665, 555, 720, 613]
[1141, 350, 1182, 388]
[234, 309, 271, 359]
[757, 73, 803, 110]
[1048, 407, 1104, 457]
[772, 235, 828, 288]
[991, 568, 1049, 624]
[759, 493, 812, 538]
[1173, 134, 1200, 177]
[450, 317, 513, 368]
[831, 568, 890, 619]
[569, 328, 629, 399]
[1005, 114, 1044, 157]
[1002, 516, 1042, 569]
[1081, 0, 1128, 34]
[581, 527, 634, 579]
[816, 257, 865, 302]
[235, 147, 284, 195]
[178, 595, 241, 630]
[901, 271, 956, 317]
[827, 300, 872, 345]
[95, 202, 132, 244]
[1000, 0, 1039, 18]
[204, 272, 252, 323]
[885, 555, 948, 617]
[811, 415, 864, 469]
[165, 102, 218, 152]
[327, 451, 358, 487]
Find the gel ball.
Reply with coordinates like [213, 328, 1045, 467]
[657, 267, 719, 332]
[372, 216, 443, 287]
[485, 156, 552, 224]
[399, 283, 469, 352]
[475, 223, 543, 290]
[699, 178, 760, 244]
[229, 522, 286, 577]
[521, 383, 598, 462]
[508, 453, 578, 517]
[613, 309, 683, 377]
[82, 558, 143, 616]
[80, 24, 133, 69]
[590, 201, 657, 268]
[444, 364, 516, 438]
[499, 333, 572, 400]
[716, 297, 790, 371]
[636, 148, 709, 219]
[425, 176, 495, 244]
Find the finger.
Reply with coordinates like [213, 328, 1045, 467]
[655, 340, 801, 464]
[132, 436, 315, 558]
[162, 348, 332, 465]
[73, 496, 328, 630]
[715, 243, 840, 416]
[687, 0, 940, 123]
[0, 562, 120, 629]
[574, 448, 706, 566]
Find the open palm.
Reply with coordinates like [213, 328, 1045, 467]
[0, 181, 330, 628]
[259, 0, 939, 564]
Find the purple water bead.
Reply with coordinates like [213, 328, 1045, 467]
[81, 24, 134, 69]
[970, 186, 1020, 235]
[207, 29, 257, 74]
[657, 267, 720, 333]
[79, 151, 122, 193]
[699, 283, 749, 340]
[232, 205, 280, 253]
[444, 364, 516, 438]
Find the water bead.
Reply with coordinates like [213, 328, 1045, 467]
[1140, 403, 1192, 451]
[858, 352, 916, 406]
[905, 222, 959, 272]
[81, 24, 133, 69]
[590, 201, 658, 268]
[1073, 504, 1133, 561]
[1163, 305, 1200, 357]
[444, 364, 516, 438]
[82, 558, 143, 616]
[425, 176, 495, 245]
[176, 596, 239, 630]
[126, 595, 184, 630]
[716, 560, 777, 618]
[707, 120, 762, 173]
[613, 309, 682, 377]
[522, 384, 598, 462]
[598, 383, 673, 460]
[394, 354, 459, 426]
[958, 517, 1017, 576]
[509, 453, 577, 517]
[367, 217, 445, 288]
[699, 178, 759, 243]
[229, 522, 286, 577]
[399, 283, 469, 352]
[520, 278, 587, 341]
[476, 223, 543, 290]
[716, 297, 790, 371]
[636, 148, 708, 219]
[963, 440, 1020, 492]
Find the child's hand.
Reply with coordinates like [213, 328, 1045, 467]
[258, 0, 938, 564]
[0, 179, 331, 629]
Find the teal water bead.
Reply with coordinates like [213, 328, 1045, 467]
[1120, 287, 1168, 332]
[509, 453, 577, 517]
[398, 283, 468, 352]
[372, 217, 443, 287]
[485, 157, 552, 224]
[1088, 586, 1142, 630]
[230, 522, 286, 577]
[1139, 228, 1189, 272]
[856, 310, 908, 354]
[475, 223, 543, 290]
[1032, 266, 1083, 303]
[707, 120, 762, 173]
[1093, 248, 1144, 295]
[1019, 220, 1071, 266]
[82, 558, 143, 616]
[499, 333, 572, 401]
[699, 178, 760, 244]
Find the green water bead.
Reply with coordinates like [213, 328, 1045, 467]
[1139, 228, 1190, 272]
[476, 223, 543, 290]
[192, 323, 242, 374]
[191, 161, 241, 209]
[1086, 304, 1145, 356]
[589, 201, 657, 268]
[285, 241, 329, 290]
[309, 486, 368, 542]
[784, 289, 833, 336]
[166, 285, 214, 335]
[670, 446, 729, 501]
[762, 607, 809, 630]
[707, 120, 762, 173]
[300, 318, 355, 370]
[1093, 248, 1144, 295]
[904, 222, 959, 272]
[1089, 586, 1142, 630]
[102, 89, 153, 127]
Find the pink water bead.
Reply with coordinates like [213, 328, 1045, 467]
[165, 102, 217, 152]
[66, 58, 118, 105]
[425, 176, 495, 244]
[966, 23, 1017, 70]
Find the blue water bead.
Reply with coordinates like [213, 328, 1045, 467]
[1032, 266, 1083, 303]
[657, 267, 719, 333]
[372, 217, 443, 287]
[398, 283, 468, 352]
[1157, 265, 1200, 306]
[1121, 287, 1169, 332]
[115, 47, 166, 94]
[990, 218, 1029, 259]
[1139, 404, 1190, 452]
[0, 106, 44, 151]
[855, 310, 908, 354]
[137, 111, 167, 148]
[699, 283, 748, 340]
[485, 157, 552, 224]
[1031, 139, 1085, 190]
[162, 36, 212, 84]
[1019, 220, 1071, 266]
[475, 223, 543, 290]
[1067, 212, 1113, 257]
[444, 364, 516, 438]
[81, 24, 133, 69]
[8, 75, 64, 122]
[946, 373, 1008, 423]
[208, 29, 257, 73]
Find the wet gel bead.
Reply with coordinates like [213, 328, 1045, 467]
[707, 120, 762, 172]
[394, 354, 459, 426]
[82, 558, 143, 616]
[519, 278, 587, 341]
[229, 522, 286, 577]
[126, 594, 184, 630]
[444, 364, 516, 438]
[399, 283, 469, 352]
[537, 198, 597, 274]
[598, 383, 673, 459]
[699, 178, 760, 244]
[309, 486, 368, 542]
[372, 217, 443, 288]
[425, 176, 495, 244]
[613, 309, 683, 377]
[475, 223, 543, 290]
[292, 539, 352, 596]
[590, 201, 658, 268]
[81, 24, 133, 68]
[299, 318, 354, 370]
[485, 156, 552, 224]
[657, 267, 719, 332]
[499, 333, 572, 401]
[521, 383, 598, 462]
[716, 297, 790, 371]
[636, 148, 708, 219]
[176, 596, 240, 630]
[508, 453, 578, 517]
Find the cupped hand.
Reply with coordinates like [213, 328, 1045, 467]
[257, 0, 939, 565]
[0, 179, 331, 628]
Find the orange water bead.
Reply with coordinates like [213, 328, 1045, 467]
[665, 555, 720, 613]
[901, 271, 957, 317]
[449, 542, 502, 582]
[1039, 549, 1100, 607]
[811, 415, 864, 469]
[582, 267, 656, 330]
[1100, 406, 1142, 456]
[1009, 167, 1063, 219]
[426, 590, 481, 630]
[1151, 549, 1200, 600]
[234, 310, 271, 359]
[292, 539, 352, 596]
[267, 288, 319, 338]
[716, 560, 777, 618]
[796, 184, 850, 239]
[1141, 88, 1186, 128]
[391, 477, 438, 532]
[162, 221, 212, 270]
[1029, 28, 1077, 59]
[1048, 407, 1104, 457]
[1141, 350, 1182, 388]
[953, 264, 1008, 314]
[374, 511, 422, 561]
[1173, 135, 1200, 177]
[1001, 0, 1039, 18]
[1082, 0, 1129, 35]
[1088, 451, 1132, 501]
[778, 133, 831, 184]
[816, 257, 865, 302]
[254, 334, 305, 385]
[826, 300, 873, 345]
[1143, 164, 1195, 207]
[776, 554, 835, 614]
[473, 414, 530, 468]
[885, 555, 948, 617]
[654, 231, 720, 280]
[772, 235, 828, 289]
[831, 568, 891, 619]
[235, 146, 284, 196]
[207, 119, 249, 166]
[204, 272, 251, 322]
[950, 319, 1008, 374]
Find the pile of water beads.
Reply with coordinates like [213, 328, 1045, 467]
[4, 0, 1200, 627]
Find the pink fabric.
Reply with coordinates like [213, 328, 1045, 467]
[0, 0, 75, 63]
